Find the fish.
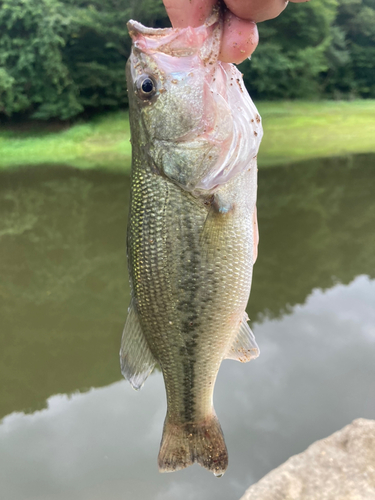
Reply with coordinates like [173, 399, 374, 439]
[120, 7, 263, 477]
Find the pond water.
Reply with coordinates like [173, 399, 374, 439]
[1, 155, 374, 500]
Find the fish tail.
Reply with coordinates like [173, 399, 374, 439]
[158, 413, 228, 477]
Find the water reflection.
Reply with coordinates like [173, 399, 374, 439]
[0, 155, 374, 498]
[1, 276, 374, 500]
[1, 156, 375, 418]
[252, 154, 375, 320]
[0, 168, 130, 418]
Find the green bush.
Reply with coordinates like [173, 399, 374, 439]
[0, 0, 374, 120]
[0, 0, 81, 119]
[241, 0, 338, 99]
[0, 0, 167, 120]
[329, 0, 375, 98]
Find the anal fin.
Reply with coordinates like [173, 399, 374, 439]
[225, 312, 260, 363]
[120, 299, 156, 390]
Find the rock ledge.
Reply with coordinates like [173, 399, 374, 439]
[240, 418, 375, 500]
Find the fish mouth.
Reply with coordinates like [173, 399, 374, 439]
[127, 21, 172, 39]
[127, 4, 221, 39]
[127, 8, 222, 62]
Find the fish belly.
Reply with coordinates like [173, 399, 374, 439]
[128, 161, 257, 423]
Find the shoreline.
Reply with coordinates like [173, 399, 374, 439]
[1, 100, 374, 171]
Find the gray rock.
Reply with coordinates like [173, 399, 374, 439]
[240, 419, 375, 500]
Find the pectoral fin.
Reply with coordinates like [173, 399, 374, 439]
[225, 313, 260, 363]
[200, 194, 234, 253]
[120, 299, 156, 390]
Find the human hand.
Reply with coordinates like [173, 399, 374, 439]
[163, 0, 310, 64]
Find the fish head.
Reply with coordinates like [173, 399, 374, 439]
[126, 17, 262, 193]
[127, 20, 218, 140]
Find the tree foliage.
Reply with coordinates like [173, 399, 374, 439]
[0, 0, 374, 120]
[0, 0, 167, 119]
[241, 0, 338, 99]
[326, 0, 375, 97]
[0, 0, 80, 119]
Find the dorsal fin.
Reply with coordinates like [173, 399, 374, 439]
[120, 299, 156, 390]
[225, 313, 260, 363]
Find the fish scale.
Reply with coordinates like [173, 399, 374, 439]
[121, 9, 262, 476]
[127, 153, 256, 454]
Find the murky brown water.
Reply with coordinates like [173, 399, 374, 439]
[1, 155, 374, 499]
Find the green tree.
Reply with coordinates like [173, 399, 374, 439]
[0, 0, 81, 119]
[326, 0, 375, 97]
[1, 0, 375, 120]
[61, 0, 168, 114]
[241, 0, 339, 99]
[0, 0, 168, 120]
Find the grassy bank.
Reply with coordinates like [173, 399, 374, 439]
[0, 112, 132, 171]
[259, 100, 375, 166]
[0, 100, 374, 171]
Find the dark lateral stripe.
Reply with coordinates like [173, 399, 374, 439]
[178, 212, 201, 422]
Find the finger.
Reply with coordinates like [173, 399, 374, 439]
[289, 0, 311, 2]
[224, 0, 288, 23]
[220, 12, 259, 64]
[162, 0, 216, 28]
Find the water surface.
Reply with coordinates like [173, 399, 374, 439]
[1, 155, 374, 499]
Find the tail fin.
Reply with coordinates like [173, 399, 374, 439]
[158, 414, 228, 477]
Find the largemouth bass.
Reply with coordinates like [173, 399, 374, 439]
[121, 9, 263, 477]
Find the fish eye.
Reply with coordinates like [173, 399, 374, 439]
[136, 75, 157, 99]
[141, 78, 154, 93]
